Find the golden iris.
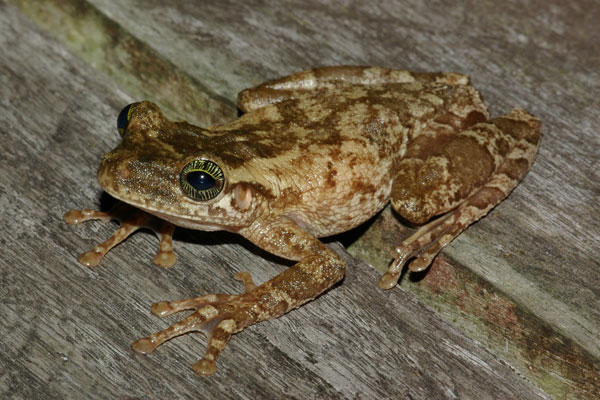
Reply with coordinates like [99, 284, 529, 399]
[180, 159, 225, 201]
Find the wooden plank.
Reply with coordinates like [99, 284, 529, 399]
[72, 0, 600, 365]
[0, 2, 552, 399]
[16, 0, 599, 360]
[57, 2, 598, 397]
[5, 0, 600, 398]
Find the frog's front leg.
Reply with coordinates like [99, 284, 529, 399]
[380, 108, 541, 289]
[131, 216, 345, 375]
[64, 203, 176, 268]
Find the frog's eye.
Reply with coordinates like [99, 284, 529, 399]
[180, 159, 225, 201]
[117, 103, 139, 136]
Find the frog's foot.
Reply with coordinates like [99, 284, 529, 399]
[131, 272, 258, 376]
[379, 211, 457, 289]
[64, 203, 176, 268]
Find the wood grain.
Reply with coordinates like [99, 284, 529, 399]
[2, 0, 599, 398]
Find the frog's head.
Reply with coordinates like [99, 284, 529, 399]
[97, 101, 272, 231]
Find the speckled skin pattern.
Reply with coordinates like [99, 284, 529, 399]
[64, 66, 541, 375]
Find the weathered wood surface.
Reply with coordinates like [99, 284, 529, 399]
[0, 6, 550, 398]
[2, 0, 599, 398]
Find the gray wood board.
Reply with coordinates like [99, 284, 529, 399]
[81, 0, 600, 361]
[0, 2, 550, 399]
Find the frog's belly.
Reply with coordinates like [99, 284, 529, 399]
[291, 180, 392, 237]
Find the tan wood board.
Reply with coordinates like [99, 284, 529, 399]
[3, 0, 600, 398]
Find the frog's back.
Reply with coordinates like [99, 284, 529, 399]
[217, 81, 486, 236]
[235, 81, 483, 149]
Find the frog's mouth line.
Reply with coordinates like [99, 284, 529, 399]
[143, 208, 232, 232]
[101, 185, 246, 232]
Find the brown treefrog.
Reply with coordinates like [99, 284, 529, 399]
[64, 66, 541, 375]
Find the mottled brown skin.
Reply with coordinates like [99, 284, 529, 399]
[64, 66, 541, 375]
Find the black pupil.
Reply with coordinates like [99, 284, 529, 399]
[187, 171, 215, 191]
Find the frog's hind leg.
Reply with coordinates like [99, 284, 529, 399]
[380, 108, 541, 289]
[237, 66, 471, 112]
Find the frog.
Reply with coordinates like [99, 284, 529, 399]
[64, 66, 541, 376]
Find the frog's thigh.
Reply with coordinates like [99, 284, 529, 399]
[391, 108, 541, 224]
[391, 132, 495, 225]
